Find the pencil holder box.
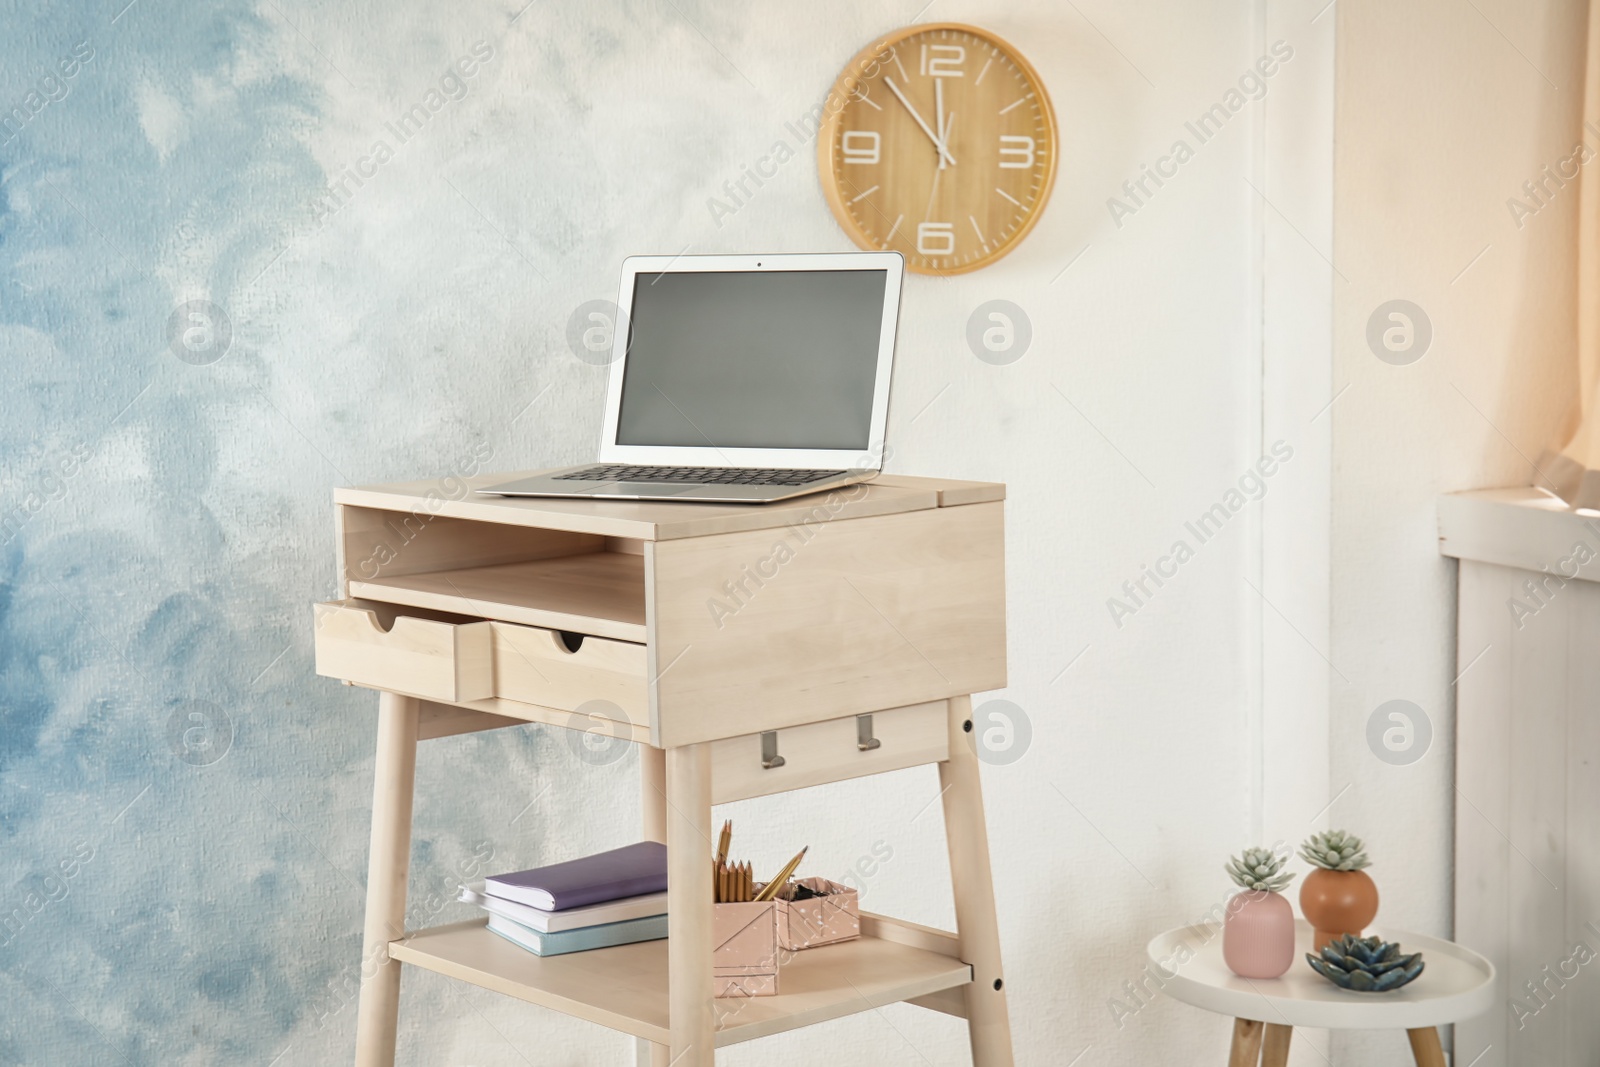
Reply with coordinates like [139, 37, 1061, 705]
[712, 901, 778, 997]
[770, 877, 860, 951]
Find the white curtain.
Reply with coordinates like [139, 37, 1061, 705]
[1544, 1, 1600, 506]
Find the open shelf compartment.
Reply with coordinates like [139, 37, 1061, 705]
[388, 916, 972, 1047]
[337, 507, 648, 642]
[347, 553, 646, 643]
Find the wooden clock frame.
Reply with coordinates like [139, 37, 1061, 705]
[817, 22, 1059, 276]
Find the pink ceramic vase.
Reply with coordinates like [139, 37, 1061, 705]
[1222, 890, 1295, 979]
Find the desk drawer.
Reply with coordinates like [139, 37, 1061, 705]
[710, 701, 950, 804]
[315, 600, 648, 718]
[314, 599, 493, 702]
[490, 621, 647, 722]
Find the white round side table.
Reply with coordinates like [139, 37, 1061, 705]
[1146, 920, 1495, 1066]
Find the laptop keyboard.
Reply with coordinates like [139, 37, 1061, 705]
[553, 465, 844, 487]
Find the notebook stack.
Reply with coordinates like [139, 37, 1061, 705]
[459, 841, 669, 957]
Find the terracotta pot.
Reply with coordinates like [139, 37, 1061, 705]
[1223, 890, 1295, 979]
[1299, 868, 1379, 951]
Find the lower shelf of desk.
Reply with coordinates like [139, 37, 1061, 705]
[389, 918, 972, 1048]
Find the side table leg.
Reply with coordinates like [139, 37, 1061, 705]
[1407, 1027, 1447, 1067]
[1228, 1019, 1264, 1067]
[638, 745, 670, 1067]
[666, 743, 715, 1067]
[354, 692, 420, 1067]
[938, 696, 1015, 1066]
[1262, 1023, 1292, 1066]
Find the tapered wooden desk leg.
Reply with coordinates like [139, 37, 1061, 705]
[666, 744, 715, 1067]
[1407, 1027, 1447, 1067]
[1228, 1019, 1264, 1067]
[938, 696, 1014, 1066]
[1261, 1023, 1292, 1066]
[354, 692, 420, 1067]
[638, 745, 670, 1067]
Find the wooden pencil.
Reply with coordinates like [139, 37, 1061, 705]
[754, 847, 808, 902]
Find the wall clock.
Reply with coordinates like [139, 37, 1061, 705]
[818, 23, 1058, 275]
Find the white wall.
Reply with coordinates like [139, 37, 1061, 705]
[1332, 0, 1587, 1062]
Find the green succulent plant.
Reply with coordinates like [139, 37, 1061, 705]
[1225, 846, 1294, 893]
[1299, 829, 1371, 872]
[1306, 934, 1424, 992]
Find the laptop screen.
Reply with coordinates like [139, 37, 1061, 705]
[614, 269, 888, 451]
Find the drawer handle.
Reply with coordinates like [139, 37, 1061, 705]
[857, 715, 882, 752]
[760, 731, 786, 770]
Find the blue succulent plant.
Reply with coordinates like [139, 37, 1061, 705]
[1306, 934, 1425, 992]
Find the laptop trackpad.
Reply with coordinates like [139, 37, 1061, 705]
[586, 483, 703, 498]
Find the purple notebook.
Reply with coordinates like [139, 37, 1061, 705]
[485, 842, 668, 912]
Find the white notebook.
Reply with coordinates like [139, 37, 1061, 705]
[458, 882, 668, 933]
[486, 912, 669, 957]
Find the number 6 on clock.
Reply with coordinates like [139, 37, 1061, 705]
[917, 222, 956, 256]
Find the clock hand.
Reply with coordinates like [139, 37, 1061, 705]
[935, 78, 950, 170]
[922, 113, 956, 222]
[884, 76, 957, 167]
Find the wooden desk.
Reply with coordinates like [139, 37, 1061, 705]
[313, 470, 1015, 1065]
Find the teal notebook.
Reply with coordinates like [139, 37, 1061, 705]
[486, 912, 668, 957]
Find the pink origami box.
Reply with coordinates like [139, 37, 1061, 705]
[712, 901, 778, 998]
[772, 877, 860, 951]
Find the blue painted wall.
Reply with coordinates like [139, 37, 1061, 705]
[0, 2, 664, 1061]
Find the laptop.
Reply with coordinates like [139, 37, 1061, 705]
[479, 251, 904, 503]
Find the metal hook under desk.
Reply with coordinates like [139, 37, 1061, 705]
[857, 714, 882, 751]
[760, 731, 786, 769]
[762, 718, 880, 769]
